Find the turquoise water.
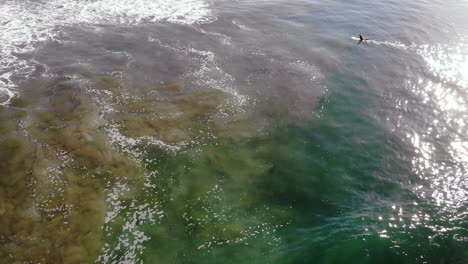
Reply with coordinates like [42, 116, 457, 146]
[95, 70, 467, 263]
[1, 0, 467, 263]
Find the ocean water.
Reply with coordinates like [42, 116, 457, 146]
[0, 0, 467, 263]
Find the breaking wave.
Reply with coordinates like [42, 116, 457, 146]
[0, 0, 213, 104]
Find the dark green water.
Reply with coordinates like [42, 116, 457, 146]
[97, 70, 467, 263]
[2, 73, 464, 263]
[1, 0, 467, 263]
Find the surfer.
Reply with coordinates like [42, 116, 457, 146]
[358, 34, 368, 44]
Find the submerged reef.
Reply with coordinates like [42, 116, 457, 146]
[0, 79, 144, 263]
[0, 73, 284, 263]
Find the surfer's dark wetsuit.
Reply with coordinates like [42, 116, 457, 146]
[358, 34, 368, 45]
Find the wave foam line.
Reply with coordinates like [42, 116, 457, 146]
[0, 0, 213, 105]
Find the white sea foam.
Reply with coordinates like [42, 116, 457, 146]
[0, 0, 213, 104]
[105, 123, 182, 157]
[148, 35, 248, 105]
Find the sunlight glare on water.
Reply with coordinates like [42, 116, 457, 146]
[402, 37, 468, 239]
[0, 0, 467, 263]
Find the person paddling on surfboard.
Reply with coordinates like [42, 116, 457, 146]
[358, 34, 368, 44]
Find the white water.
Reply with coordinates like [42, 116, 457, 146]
[0, 0, 213, 104]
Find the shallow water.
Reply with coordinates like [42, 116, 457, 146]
[0, 0, 467, 263]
